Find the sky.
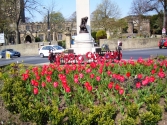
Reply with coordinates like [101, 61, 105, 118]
[27, 0, 134, 22]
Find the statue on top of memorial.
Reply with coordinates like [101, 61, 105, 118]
[79, 16, 89, 33]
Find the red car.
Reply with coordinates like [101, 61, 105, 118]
[158, 38, 167, 49]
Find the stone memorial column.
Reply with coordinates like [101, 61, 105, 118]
[76, 0, 91, 35]
[72, 0, 94, 55]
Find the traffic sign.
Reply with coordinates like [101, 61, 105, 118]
[162, 28, 166, 34]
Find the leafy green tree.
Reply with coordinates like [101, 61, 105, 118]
[148, 13, 163, 34]
[91, 0, 121, 31]
[91, 31, 97, 41]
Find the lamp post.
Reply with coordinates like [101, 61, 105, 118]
[43, 7, 51, 44]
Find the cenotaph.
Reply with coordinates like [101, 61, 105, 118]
[72, 0, 94, 55]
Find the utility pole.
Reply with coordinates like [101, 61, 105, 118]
[43, 7, 51, 44]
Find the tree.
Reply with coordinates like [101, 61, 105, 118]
[43, 11, 65, 33]
[91, 0, 121, 31]
[1, 0, 41, 44]
[129, 0, 152, 35]
[129, 0, 167, 34]
[68, 11, 76, 22]
[148, 13, 163, 34]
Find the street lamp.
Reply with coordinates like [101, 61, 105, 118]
[43, 7, 51, 44]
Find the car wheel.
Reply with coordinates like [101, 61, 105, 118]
[40, 53, 44, 58]
[18, 55, 20, 57]
[159, 46, 162, 49]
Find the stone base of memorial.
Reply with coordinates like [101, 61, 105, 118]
[71, 33, 94, 55]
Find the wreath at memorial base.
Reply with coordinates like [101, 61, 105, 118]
[86, 52, 93, 59]
[63, 55, 70, 63]
[76, 55, 84, 63]
[68, 53, 75, 61]
[92, 53, 99, 60]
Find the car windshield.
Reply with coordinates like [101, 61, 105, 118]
[161, 39, 166, 43]
[7, 49, 14, 51]
[53, 46, 64, 50]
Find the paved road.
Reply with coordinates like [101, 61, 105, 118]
[122, 47, 167, 60]
[0, 47, 166, 66]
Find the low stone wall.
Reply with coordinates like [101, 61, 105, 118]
[0, 41, 58, 56]
[100, 38, 159, 50]
[0, 38, 159, 56]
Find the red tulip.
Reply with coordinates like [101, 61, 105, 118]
[126, 72, 131, 78]
[136, 82, 141, 89]
[137, 74, 143, 79]
[53, 82, 58, 88]
[41, 82, 46, 88]
[36, 75, 40, 80]
[74, 74, 79, 79]
[142, 78, 149, 86]
[74, 78, 79, 83]
[84, 82, 90, 87]
[31, 79, 38, 86]
[79, 73, 84, 79]
[90, 62, 97, 69]
[107, 71, 111, 76]
[86, 85, 92, 92]
[33, 87, 38, 95]
[22, 73, 29, 81]
[151, 69, 155, 75]
[62, 79, 67, 85]
[86, 68, 92, 73]
[108, 82, 114, 89]
[46, 75, 52, 82]
[114, 84, 120, 91]
[65, 86, 71, 93]
[90, 74, 95, 79]
[158, 71, 165, 78]
[149, 76, 155, 83]
[119, 75, 125, 82]
[98, 69, 103, 74]
[96, 76, 101, 81]
[119, 88, 124, 95]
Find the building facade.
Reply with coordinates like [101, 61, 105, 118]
[18, 21, 77, 44]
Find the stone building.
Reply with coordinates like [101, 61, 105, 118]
[127, 16, 150, 37]
[18, 21, 77, 44]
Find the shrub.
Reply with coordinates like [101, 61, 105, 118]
[127, 103, 139, 119]
[120, 116, 136, 125]
[144, 94, 160, 104]
[35, 37, 41, 42]
[96, 30, 107, 41]
[58, 40, 66, 48]
[140, 111, 161, 125]
[147, 104, 162, 118]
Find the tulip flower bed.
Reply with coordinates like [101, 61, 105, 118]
[0, 55, 167, 125]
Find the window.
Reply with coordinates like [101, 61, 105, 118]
[26, 25, 30, 30]
[58, 34, 62, 40]
[37, 25, 41, 30]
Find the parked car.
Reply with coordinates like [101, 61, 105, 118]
[158, 38, 167, 49]
[0, 49, 21, 58]
[38, 45, 65, 58]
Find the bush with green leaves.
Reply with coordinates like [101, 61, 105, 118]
[127, 103, 139, 119]
[120, 116, 136, 125]
[96, 30, 107, 41]
[140, 111, 161, 125]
